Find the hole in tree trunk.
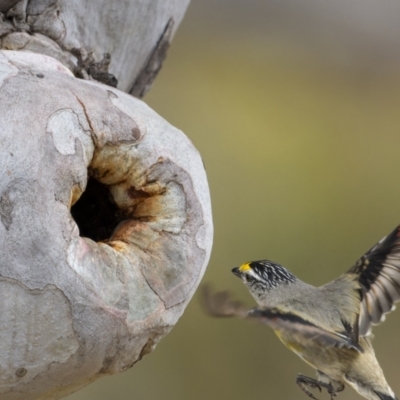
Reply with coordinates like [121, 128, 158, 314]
[71, 177, 125, 242]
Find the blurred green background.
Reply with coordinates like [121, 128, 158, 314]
[67, 1, 400, 399]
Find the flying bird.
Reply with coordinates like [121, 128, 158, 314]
[202, 225, 400, 400]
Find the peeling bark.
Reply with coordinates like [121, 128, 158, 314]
[130, 17, 175, 97]
[0, 0, 190, 93]
[0, 45, 212, 400]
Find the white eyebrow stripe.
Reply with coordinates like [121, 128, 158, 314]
[248, 269, 259, 279]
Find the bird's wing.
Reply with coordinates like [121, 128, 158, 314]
[200, 284, 249, 318]
[345, 224, 400, 336]
[200, 284, 363, 352]
[249, 308, 363, 352]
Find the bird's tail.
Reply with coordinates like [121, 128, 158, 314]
[344, 375, 397, 400]
[344, 376, 397, 400]
[374, 390, 398, 400]
[344, 337, 397, 400]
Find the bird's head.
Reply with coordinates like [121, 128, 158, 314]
[232, 260, 297, 300]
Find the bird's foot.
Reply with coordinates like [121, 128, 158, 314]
[296, 374, 339, 400]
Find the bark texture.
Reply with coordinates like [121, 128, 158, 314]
[0, 33, 211, 400]
[0, 2, 210, 398]
[0, 0, 190, 95]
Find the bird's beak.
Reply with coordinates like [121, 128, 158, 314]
[232, 267, 241, 277]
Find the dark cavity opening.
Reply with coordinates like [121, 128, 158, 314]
[71, 177, 125, 242]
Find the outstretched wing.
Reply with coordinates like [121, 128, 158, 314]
[346, 224, 400, 336]
[200, 284, 249, 318]
[249, 308, 363, 352]
[201, 284, 363, 352]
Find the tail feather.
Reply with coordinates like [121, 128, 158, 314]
[374, 391, 398, 400]
[344, 371, 397, 400]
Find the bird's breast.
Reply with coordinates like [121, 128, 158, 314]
[274, 329, 304, 355]
[273, 329, 344, 374]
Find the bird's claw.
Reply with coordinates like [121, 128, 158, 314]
[296, 374, 339, 400]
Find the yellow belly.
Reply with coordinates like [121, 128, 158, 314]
[274, 329, 317, 369]
[274, 329, 304, 353]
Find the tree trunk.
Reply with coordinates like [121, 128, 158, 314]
[0, 1, 213, 399]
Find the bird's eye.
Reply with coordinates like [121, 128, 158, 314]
[244, 274, 251, 283]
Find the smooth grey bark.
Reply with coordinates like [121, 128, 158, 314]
[0, 1, 213, 399]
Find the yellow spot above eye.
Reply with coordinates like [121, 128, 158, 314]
[239, 263, 252, 272]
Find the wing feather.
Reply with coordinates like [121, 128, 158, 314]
[200, 284, 249, 318]
[358, 301, 370, 336]
[372, 280, 392, 314]
[249, 308, 363, 352]
[346, 224, 400, 335]
[377, 274, 400, 305]
[201, 284, 363, 353]
[365, 291, 382, 324]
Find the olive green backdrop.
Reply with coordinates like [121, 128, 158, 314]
[67, 1, 400, 399]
